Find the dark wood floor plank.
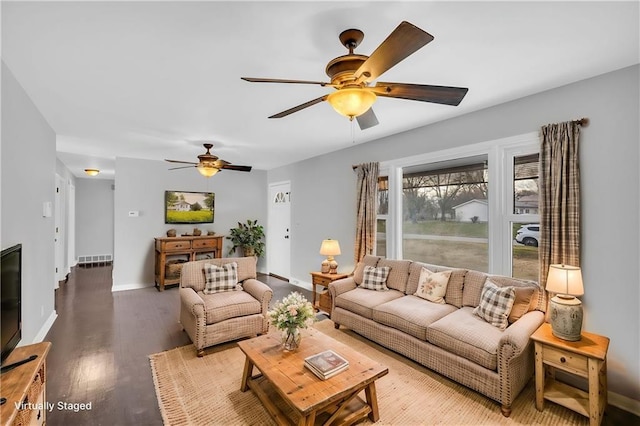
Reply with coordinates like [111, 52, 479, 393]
[44, 265, 313, 425]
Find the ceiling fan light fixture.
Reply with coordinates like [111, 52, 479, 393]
[196, 164, 219, 178]
[84, 168, 100, 176]
[327, 88, 376, 119]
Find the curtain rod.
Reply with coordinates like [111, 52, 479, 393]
[353, 117, 590, 171]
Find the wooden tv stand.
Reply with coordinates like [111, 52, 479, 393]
[0, 342, 51, 426]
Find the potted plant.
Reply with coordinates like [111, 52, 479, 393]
[227, 219, 265, 257]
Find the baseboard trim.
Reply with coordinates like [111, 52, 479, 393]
[609, 391, 640, 417]
[269, 272, 289, 282]
[111, 283, 154, 292]
[287, 278, 312, 292]
[33, 310, 58, 343]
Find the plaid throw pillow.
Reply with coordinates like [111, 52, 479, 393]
[473, 280, 516, 330]
[203, 262, 239, 294]
[360, 265, 390, 291]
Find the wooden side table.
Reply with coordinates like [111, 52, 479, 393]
[531, 323, 609, 426]
[309, 271, 349, 315]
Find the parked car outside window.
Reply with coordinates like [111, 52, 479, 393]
[515, 224, 539, 247]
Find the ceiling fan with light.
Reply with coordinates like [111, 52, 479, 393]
[242, 21, 468, 130]
[165, 144, 252, 178]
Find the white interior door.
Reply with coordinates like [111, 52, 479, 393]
[54, 174, 64, 287]
[67, 181, 76, 273]
[267, 181, 291, 280]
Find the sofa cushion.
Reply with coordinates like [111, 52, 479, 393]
[335, 287, 404, 320]
[373, 295, 457, 340]
[461, 270, 489, 307]
[414, 268, 451, 304]
[360, 265, 391, 291]
[199, 290, 261, 324]
[462, 272, 541, 319]
[377, 259, 412, 293]
[181, 257, 257, 293]
[426, 307, 504, 370]
[203, 262, 240, 294]
[353, 255, 382, 285]
[473, 281, 516, 330]
[408, 262, 466, 308]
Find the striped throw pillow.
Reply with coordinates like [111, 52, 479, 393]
[473, 280, 516, 330]
[203, 262, 239, 294]
[360, 265, 390, 291]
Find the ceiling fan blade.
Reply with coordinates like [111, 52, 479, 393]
[221, 164, 252, 172]
[168, 165, 196, 170]
[269, 95, 328, 118]
[356, 108, 379, 130]
[242, 77, 332, 86]
[165, 159, 197, 165]
[371, 82, 468, 106]
[355, 21, 434, 83]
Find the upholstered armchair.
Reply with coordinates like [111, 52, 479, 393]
[179, 257, 273, 356]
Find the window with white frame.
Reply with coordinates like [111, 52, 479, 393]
[379, 132, 540, 279]
[376, 176, 388, 257]
[401, 157, 489, 271]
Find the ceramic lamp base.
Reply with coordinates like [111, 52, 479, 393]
[321, 259, 330, 274]
[549, 295, 583, 341]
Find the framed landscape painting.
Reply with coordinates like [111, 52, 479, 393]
[165, 190, 215, 224]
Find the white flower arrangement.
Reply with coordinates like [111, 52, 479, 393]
[268, 291, 315, 332]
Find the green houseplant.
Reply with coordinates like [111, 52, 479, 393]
[227, 219, 265, 257]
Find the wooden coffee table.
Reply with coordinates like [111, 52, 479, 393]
[238, 327, 388, 425]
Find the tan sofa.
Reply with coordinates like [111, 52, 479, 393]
[179, 257, 273, 356]
[329, 255, 546, 417]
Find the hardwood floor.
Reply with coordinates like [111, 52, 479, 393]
[44, 264, 314, 425]
[44, 265, 638, 425]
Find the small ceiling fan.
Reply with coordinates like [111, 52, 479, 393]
[242, 21, 468, 130]
[165, 144, 252, 178]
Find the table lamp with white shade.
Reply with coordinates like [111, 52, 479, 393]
[546, 264, 584, 341]
[319, 239, 341, 274]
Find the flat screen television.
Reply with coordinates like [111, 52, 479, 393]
[1, 243, 22, 364]
[165, 191, 215, 224]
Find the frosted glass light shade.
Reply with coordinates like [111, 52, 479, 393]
[197, 165, 219, 178]
[327, 88, 376, 118]
[84, 169, 100, 176]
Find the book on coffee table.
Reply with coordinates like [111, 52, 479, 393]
[304, 350, 349, 380]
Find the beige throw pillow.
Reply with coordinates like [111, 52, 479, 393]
[508, 286, 536, 323]
[414, 268, 451, 304]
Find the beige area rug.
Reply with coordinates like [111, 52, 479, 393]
[149, 320, 588, 425]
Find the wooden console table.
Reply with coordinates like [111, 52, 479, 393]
[154, 235, 223, 291]
[0, 342, 51, 426]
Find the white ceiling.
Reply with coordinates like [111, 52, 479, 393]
[2, 1, 638, 179]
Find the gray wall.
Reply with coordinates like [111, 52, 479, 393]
[75, 178, 114, 257]
[269, 65, 640, 401]
[112, 157, 267, 291]
[1, 62, 57, 343]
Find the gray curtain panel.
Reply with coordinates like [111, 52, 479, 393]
[354, 162, 379, 263]
[538, 121, 581, 289]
